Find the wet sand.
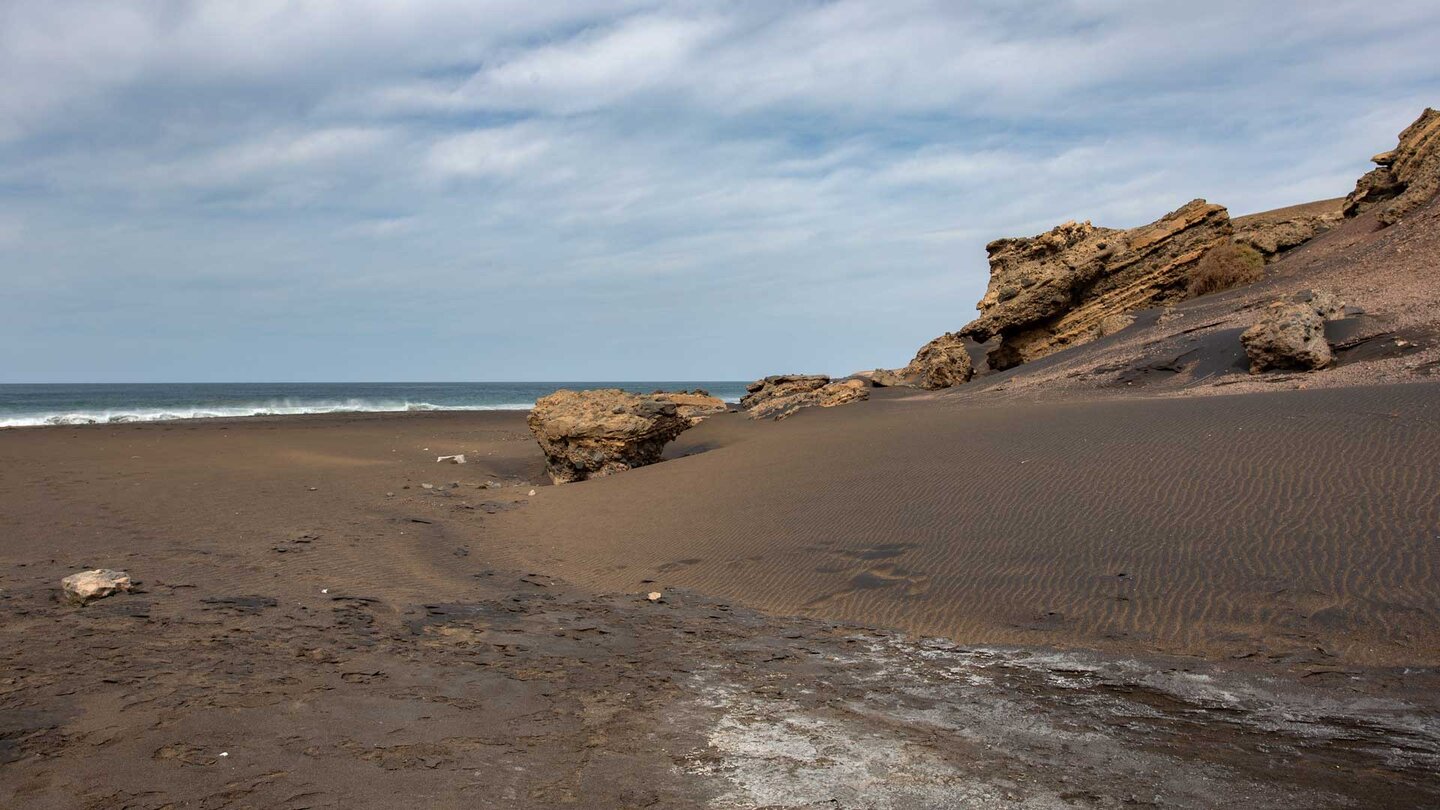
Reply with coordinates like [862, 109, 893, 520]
[2, 391, 1438, 807]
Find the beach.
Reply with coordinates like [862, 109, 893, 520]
[3, 388, 1437, 807]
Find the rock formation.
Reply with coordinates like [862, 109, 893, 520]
[740, 375, 831, 411]
[960, 199, 1232, 370]
[1231, 202, 1342, 262]
[1343, 108, 1440, 226]
[902, 332, 974, 389]
[61, 569, 133, 605]
[746, 378, 869, 421]
[849, 368, 913, 388]
[653, 390, 728, 425]
[1241, 290, 1346, 373]
[527, 389, 692, 484]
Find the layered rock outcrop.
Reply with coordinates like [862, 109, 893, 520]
[960, 199, 1232, 370]
[1343, 108, 1440, 226]
[740, 375, 831, 411]
[1241, 290, 1346, 373]
[741, 375, 869, 420]
[527, 389, 692, 484]
[653, 390, 728, 425]
[1231, 202, 1342, 261]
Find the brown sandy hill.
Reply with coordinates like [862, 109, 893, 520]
[486, 381, 1440, 669]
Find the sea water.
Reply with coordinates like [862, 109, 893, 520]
[0, 382, 750, 428]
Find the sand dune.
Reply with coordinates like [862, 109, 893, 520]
[489, 383, 1440, 667]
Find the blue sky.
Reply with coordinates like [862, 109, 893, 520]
[1, 0, 1436, 383]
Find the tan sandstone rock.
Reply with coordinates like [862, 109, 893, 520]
[1232, 204, 1342, 261]
[1343, 108, 1440, 226]
[527, 389, 692, 484]
[960, 199, 1232, 370]
[902, 332, 974, 389]
[739, 375, 831, 411]
[746, 378, 869, 421]
[1240, 289, 1346, 373]
[652, 390, 728, 425]
[849, 368, 913, 388]
[61, 569, 133, 605]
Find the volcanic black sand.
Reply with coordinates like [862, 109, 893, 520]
[2, 389, 1438, 808]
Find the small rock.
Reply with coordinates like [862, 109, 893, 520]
[421, 483, 434, 490]
[647, 591, 663, 602]
[436, 454, 466, 464]
[528, 489, 537, 496]
[61, 569, 133, 605]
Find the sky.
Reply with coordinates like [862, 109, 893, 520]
[1, 1, 1437, 383]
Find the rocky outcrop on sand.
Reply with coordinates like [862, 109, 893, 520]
[1343, 108, 1440, 226]
[1241, 290, 1346, 373]
[849, 368, 913, 388]
[743, 376, 868, 420]
[959, 199, 1232, 370]
[739, 375, 831, 410]
[902, 332, 975, 389]
[652, 390, 728, 425]
[61, 569, 133, 605]
[849, 333, 975, 391]
[527, 389, 692, 484]
[1232, 203, 1342, 262]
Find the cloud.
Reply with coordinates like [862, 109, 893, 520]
[425, 125, 555, 180]
[0, 1, 1437, 382]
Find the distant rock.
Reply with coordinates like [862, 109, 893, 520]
[849, 368, 914, 388]
[902, 332, 974, 389]
[61, 569, 133, 605]
[960, 199, 1232, 370]
[740, 375, 831, 410]
[747, 378, 869, 421]
[652, 390, 728, 425]
[1241, 290, 1346, 373]
[1343, 108, 1440, 226]
[528, 389, 692, 484]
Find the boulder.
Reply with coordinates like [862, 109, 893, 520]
[902, 332, 974, 389]
[739, 375, 831, 411]
[1240, 290, 1346, 373]
[747, 378, 869, 421]
[527, 389, 692, 484]
[960, 199, 1232, 370]
[652, 390, 728, 425]
[61, 569, 133, 605]
[1343, 108, 1440, 225]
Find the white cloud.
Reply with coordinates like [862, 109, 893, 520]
[0, 1, 1436, 381]
[425, 125, 555, 180]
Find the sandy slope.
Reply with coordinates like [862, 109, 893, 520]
[1, 409, 1437, 807]
[489, 382, 1440, 669]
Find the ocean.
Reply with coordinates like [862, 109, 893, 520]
[0, 382, 751, 428]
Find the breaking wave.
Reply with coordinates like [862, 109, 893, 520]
[0, 399, 534, 428]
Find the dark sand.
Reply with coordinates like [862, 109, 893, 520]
[495, 383, 1440, 669]
[2, 389, 1439, 807]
